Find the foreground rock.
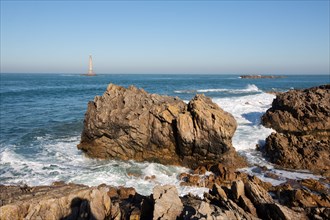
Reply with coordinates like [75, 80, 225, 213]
[1, 173, 329, 220]
[153, 185, 183, 219]
[78, 84, 246, 169]
[261, 85, 330, 176]
[0, 183, 111, 220]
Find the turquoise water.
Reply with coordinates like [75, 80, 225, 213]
[0, 73, 329, 195]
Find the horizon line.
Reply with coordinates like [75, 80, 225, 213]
[1, 72, 329, 76]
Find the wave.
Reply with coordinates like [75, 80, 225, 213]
[174, 84, 261, 94]
[0, 90, 322, 195]
[0, 136, 208, 197]
[239, 165, 321, 186]
[212, 93, 325, 185]
[213, 93, 275, 152]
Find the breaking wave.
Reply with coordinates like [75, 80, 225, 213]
[174, 84, 261, 94]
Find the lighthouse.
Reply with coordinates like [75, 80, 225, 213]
[85, 55, 96, 76]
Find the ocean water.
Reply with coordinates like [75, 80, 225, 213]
[0, 73, 329, 196]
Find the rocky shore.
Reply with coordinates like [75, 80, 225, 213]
[1, 167, 329, 219]
[261, 84, 330, 177]
[2, 83, 329, 219]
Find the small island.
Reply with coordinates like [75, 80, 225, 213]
[240, 75, 286, 79]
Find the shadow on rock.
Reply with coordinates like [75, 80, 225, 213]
[61, 197, 96, 220]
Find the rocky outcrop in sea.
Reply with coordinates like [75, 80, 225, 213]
[261, 84, 330, 176]
[78, 83, 246, 169]
[240, 75, 285, 79]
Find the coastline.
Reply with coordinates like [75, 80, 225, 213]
[1, 75, 329, 219]
[1, 166, 329, 219]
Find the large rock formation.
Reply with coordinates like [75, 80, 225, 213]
[78, 84, 245, 169]
[261, 85, 330, 176]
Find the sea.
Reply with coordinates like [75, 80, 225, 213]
[0, 73, 329, 196]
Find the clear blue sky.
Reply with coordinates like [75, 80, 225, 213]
[1, 0, 329, 74]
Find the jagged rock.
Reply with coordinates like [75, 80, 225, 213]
[263, 132, 330, 175]
[231, 180, 245, 200]
[152, 185, 183, 220]
[300, 178, 329, 193]
[2, 178, 328, 220]
[205, 186, 260, 219]
[262, 85, 330, 133]
[182, 190, 259, 220]
[306, 207, 330, 220]
[259, 203, 308, 220]
[78, 84, 245, 169]
[261, 85, 330, 176]
[238, 194, 258, 217]
[245, 178, 274, 205]
[212, 183, 228, 201]
[274, 188, 330, 208]
[0, 183, 111, 220]
[179, 163, 249, 189]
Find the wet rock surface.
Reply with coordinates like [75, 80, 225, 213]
[261, 85, 330, 176]
[78, 84, 246, 169]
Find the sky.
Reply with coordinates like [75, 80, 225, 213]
[0, 0, 329, 74]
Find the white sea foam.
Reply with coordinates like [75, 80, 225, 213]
[0, 136, 208, 196]
[174, 84, 260, 94]
[213, 93, 275, 152]
[212, 92, 325, 185]
[239, 166, 322, 186]
[0, 90, 324, 195]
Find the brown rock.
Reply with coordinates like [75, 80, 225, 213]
[212, 183, 228, 201]
[0, 184, 111, 220]
[238, 195, 258, 216]
[209, 163, 247, 186]
[300, 178, 329, 193]
[152, 185, 183, 220]
[261, 85, 330, 175]
[117, 187, 136, 200]
[205, 188, 260, 219]
[78, 84, 244, 169]
[244, 179, 274, 205]
[144, 175, 156, 181]
[259, 203, 308, 220]
[306, 207, 330, 219]
[262, 85, 330, 133]
[264, 132, 330, 175]
[275, 188, 330, 208]
[193, 166, 207, 175]
[232, 180, 245, 200]
[179, 163, 249, 189]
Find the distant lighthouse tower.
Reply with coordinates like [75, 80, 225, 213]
[86, 55, 96, 76]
